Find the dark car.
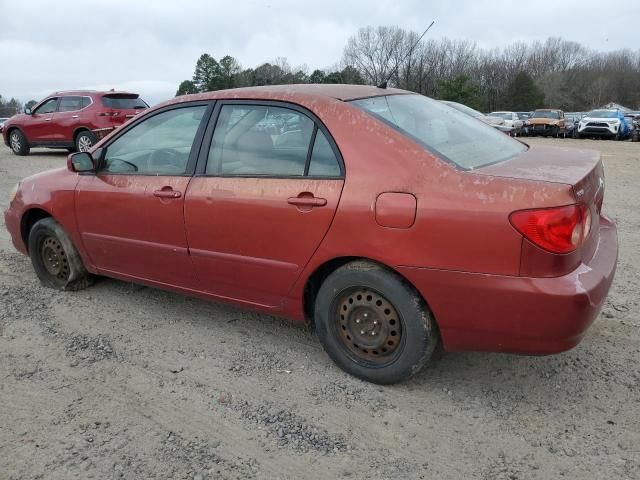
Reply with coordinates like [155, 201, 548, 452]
[4, 85, 618, 384]
[2, 90, 148, 155]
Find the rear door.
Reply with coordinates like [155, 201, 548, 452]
[76, 102, 211, 287]
[184, 101, 345, 308]
[56, 95, 89, 142]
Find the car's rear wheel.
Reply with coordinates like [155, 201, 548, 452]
[75, 130, 97, 153]
[9, 129, 30, 156]
[28, 218, 94, 291]
[314, 261, 439, 384]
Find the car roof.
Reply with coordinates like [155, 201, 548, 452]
[160, 84, 410, 108]
[51, 90, 139, 96]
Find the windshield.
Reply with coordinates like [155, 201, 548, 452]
[351, 94, 526, 170]
[101, 95, 148, 110]
[586, 110, 618, 119]
[439, 101, 484, 118]
[532, 110, 560, 119]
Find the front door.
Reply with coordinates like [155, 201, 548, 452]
[23, 97, 59, 143]
[76, 103, 210, 287]
[184, 102, 345, 308]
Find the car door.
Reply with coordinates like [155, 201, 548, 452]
[23, 97, 59, 143]
[56, 95, 87, 142]
[75, 102, 211, 287]
[184, 101, 345, 308]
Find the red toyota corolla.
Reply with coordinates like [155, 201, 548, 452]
[3, 85, 618, 384]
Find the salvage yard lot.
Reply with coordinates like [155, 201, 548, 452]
[0, 138, 638, 479]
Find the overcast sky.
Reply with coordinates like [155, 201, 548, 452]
[1, 0, 637, 106]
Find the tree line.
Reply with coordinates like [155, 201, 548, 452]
[178, 26, 640, 112]
[0, 96, 36, 117]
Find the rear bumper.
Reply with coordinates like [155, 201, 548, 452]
[398, 216, 618, 355]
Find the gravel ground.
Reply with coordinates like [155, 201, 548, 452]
[0, 138, 638, 480]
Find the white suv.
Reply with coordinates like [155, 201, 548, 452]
[576, 109, 631, 140]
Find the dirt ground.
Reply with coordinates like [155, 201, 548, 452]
[0, 137, 638, 480]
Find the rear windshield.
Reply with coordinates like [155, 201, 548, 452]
[351, 94, 526, 170]
[101, 94, 148, 110]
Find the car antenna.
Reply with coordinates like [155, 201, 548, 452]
[377, 21, 435, 89]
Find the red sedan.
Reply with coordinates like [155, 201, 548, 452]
[3, 85, 618, 384]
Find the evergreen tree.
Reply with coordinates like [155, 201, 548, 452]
[503, 72, 545, 110]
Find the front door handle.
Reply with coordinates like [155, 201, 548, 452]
[45, 118, 52, 121]
[153, 188, 182, 199]
[287, 196, 327, 207]
[71, 115, 79, 119]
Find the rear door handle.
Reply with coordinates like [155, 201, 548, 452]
[287, 196, 327, 207]
[71, 115, 79, 119]
[45, 118, 52, 121]
[153, 188, 182, 199]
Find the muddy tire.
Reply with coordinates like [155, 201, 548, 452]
[314, 261, 439, 384]
[9, 129, 30, 156]
[28, 218, 94, 291]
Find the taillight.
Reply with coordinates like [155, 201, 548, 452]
[510, 204, 591, 254]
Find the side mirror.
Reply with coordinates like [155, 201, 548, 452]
[25, 108, 32, 115]
[67, 152, 95, 173]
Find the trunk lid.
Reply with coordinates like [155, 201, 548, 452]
[476, 144, 604, 208]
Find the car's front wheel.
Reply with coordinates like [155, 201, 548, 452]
[28, 218, 94, 291]
[75, 130, 97, 153]
[314, 261, 439, 384]
[9, 129, 30, 156]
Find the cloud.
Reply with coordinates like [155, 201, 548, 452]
[1, 0, 638, 105]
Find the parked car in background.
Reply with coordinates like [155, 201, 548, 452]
[2, 90, 148, 156]
[629, 114, 640, 142]
[4, 84, 617, 384]
[576, 109, 631, 140]
[0, 117, 9, 134]
[564, 112, 584, 138]
[516, 112, 531, 121]
[440, 101, 512, 134]
[524, 109, 566, 137]
[488, 111, 524, 136]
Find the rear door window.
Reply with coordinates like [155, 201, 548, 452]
[59, 96, 84, 112]
[206, 105, 315, 176]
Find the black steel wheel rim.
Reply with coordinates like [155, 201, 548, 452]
[40, 236, 70, 280]
[332, 287, 404, 366]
